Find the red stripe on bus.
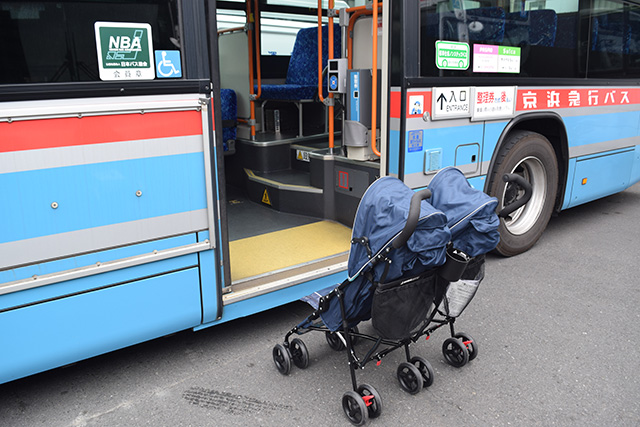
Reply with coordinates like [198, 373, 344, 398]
[516, 87, 640, 111]
[0, 110, 203, 153]
[390, 91, 401, 118]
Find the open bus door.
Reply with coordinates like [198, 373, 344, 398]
[209, 0, 389, 319]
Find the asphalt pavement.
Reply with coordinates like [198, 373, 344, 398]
[1, 183, 639, 426]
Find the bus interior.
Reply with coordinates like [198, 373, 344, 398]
[216, 0, 382, 301]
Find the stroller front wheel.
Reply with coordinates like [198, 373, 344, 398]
[409, 356, 435, 387]
[357, 383, 382, 418]
[442, 337, 469, 368]
[272, 343, 292, 375]
[397, 362, 424, 394]
[342, 390, 369, 425]
[290, 338, 310, 369]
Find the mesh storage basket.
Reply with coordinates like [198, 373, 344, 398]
[371, 269, 438, 340]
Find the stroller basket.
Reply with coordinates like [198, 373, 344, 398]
[371, 269, 438, 340]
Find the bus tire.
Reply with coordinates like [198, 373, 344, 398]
[489, 130, 558, 256]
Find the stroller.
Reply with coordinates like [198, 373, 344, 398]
[272, 167, 524, 425]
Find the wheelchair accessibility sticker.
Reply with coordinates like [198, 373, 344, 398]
[155, 50, 182, 78]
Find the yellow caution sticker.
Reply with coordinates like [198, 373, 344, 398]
[262, 189, 271, 205]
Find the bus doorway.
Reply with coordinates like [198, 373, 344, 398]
[214, 0, 385, 304]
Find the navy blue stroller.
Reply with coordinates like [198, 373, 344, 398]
[272, 167, 508, 425]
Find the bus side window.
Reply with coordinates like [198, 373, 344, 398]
[0, 0, 180, 85]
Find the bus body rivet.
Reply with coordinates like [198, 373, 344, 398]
[136, 190, 142, 197]
[51, 202, 59, 209]
[423, 111, 430, 121]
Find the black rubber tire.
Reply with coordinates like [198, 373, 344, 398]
[349, 326, 360, 345]
[489, 130, 558, 256]
[455, 332, 478, 361]
[325, 331, 345, 351]
[397, 362, 424, 394]
[272, 343, 292, 375]
[290, 338, 309, 369]
[357, 383, 383, 419]
[442, 337, 469, 368]
[342, 390, 368, 426]
[409, 356, 435, 388]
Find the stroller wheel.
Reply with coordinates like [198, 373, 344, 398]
[397, 362, 424, 394]
[442, 337, 469, 368]
[357, 383, 382, 418]
[349, 326, 360, 345]
[290, 338, 309, 369]
[326, 331, 345, 351]
[272, 343, 292, 375]
[409, 356, 435, 388]
[342, 390, 369, 425]
[455, 332, 478, 361]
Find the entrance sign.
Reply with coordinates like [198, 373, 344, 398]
[435, 41, 470, 70]
[94, 22, 154, 81]
[432, 87, 471, 119]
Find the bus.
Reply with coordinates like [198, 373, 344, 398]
[1, 0, 639, 386]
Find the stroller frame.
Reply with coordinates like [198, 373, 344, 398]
[272, 172, 531, 425]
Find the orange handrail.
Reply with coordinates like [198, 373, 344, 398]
[253, 0, 262, 100]
[218, 26, 245, 35]
[370, 0, 381, 157]
[317, 0, 335, 150]
[246, 0, 257, 138]
[346, 4, 382, 69]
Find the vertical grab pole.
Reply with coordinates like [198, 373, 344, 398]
[246, 0, 257, 139]
[318, 0, 335, 152]
[371, 0, 381, 157]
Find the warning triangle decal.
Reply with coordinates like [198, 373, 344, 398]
[262, 189, 271, 205]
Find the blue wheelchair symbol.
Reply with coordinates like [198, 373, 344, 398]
[155, 50, 182, 78]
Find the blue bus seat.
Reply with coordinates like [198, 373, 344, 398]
[220, 88, 237, 153]
[257, 24, 340, 136]
[259, 24, 341, 101]
[505, 10, 557, 47]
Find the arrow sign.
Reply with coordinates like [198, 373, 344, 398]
[431, 86, 471, 120]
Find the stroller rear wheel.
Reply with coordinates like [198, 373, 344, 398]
[272, 343, 292, 375]
[454, 332, 478, 361]
[409, 356, 435, 387]
[325, 331, 345, 351]
[342, 390, 368, 425]
[290, 338, 309, 369]
[357, 383, 382, 418]
[397, 362, 423, 394]
[442, 337, 469, 368]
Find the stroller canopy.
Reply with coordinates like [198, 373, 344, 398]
[428, 167, 500, 257]
[348, 176, 451, 282]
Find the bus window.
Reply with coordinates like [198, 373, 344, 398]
[587, 1, 640, 78]
[0, 0, 180, 84]
[419, 0, 586, 78]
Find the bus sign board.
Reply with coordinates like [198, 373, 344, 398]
[435, 41, 470, 70]
[94, 22, 155, 81]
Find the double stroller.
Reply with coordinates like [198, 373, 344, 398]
[272, 167, 526, 425]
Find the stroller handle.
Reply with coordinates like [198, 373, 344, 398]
[393, 189, 432, 249]
[497, 173, 533, 218]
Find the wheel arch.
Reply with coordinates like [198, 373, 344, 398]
[484, 112, 569, 213]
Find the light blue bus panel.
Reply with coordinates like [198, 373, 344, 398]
[568, 149, 636, 208]
[0, 265, 202, 384]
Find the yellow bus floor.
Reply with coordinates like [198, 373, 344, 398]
[228, 220, 352, 282]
